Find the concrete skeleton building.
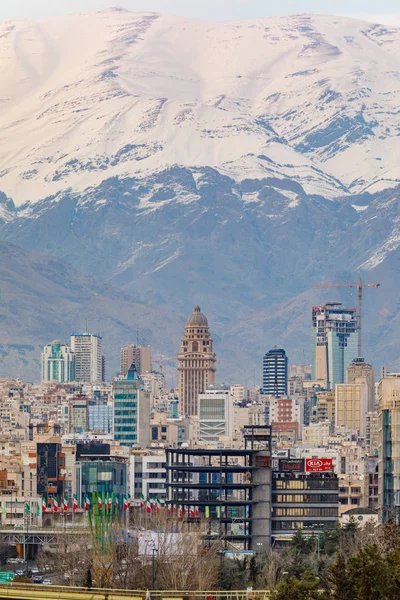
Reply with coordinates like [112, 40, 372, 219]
[177, 305, 216, 417]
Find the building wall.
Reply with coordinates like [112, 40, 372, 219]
[41, 341, 75, 383]
[71, 334, 102, 383]
[378, 375, 400, 521]
[335, 383, 368, 436]
[198, 386, 233, 444]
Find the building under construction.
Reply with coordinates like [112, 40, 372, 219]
[312, 303, 358, 390]
[165, 426, 271, 551]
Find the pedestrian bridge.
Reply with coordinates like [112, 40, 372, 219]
[0, 584, 272, 600]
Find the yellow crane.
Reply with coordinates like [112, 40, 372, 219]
[312, 277, 380, 358]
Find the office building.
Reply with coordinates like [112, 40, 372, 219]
[312, 303, 358, 390]
[88, 404, 113, 434]
[335, 383, 368, 436]
[75, 441, 127, 504]
[71, 333, 102, 383]
[41, 341, 75, 383]
[177, 305, 216, 416]
[198, 385, 233, 444]
[271, 458, 338, 546]
[365, 412, 378, 456]
[112, 363, 150, 448]
[378, 374, 400, 522]
[166, 426, 272, 550]
[37, 442, 65, 510]
[346, 358, 375, 412]
[120, 345, 152, 377]
[262, 347, 288, 397]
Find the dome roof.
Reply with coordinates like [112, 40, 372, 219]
[186, 305, 208, 327]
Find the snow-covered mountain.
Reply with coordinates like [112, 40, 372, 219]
[0, 9, 400, 379]
[1, 9, 400, 205]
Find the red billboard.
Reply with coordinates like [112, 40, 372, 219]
[305, 458, 333, 472]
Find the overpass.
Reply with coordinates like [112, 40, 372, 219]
[0, 584, 272, 600]
[0, 528, 90, 548]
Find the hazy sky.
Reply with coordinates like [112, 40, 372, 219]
[0, 0, 399, 22]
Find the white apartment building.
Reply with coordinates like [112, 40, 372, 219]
[71, 333, 102, 383]
[129, 452, 167, 501]
[198, 385, 233, 444]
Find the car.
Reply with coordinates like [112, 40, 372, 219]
[15, 570, 25, 576]
[30, 568, 39, 574]
[16, 558, 25, 563]
[42, 579, 51, 585]
[7, 558, 18, 564]
[33, 576, 44, 584]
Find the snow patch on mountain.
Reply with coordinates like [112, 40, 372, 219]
[0, 10, 400, 207]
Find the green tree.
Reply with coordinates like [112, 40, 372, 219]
[347, 545, 391, 600]
[325, 552, 354, 600]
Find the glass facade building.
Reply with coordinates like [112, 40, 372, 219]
[76, 460, 127, 505]
[262, 347, 288, 397]
[112, 363, 150, 447]
[378, 375, 400, 522]
[312, 303, 358, 390]
[88, 404, 113, 434]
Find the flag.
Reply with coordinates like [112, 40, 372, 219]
[73, 495, 78, 512]
[173, 504, 177, 512]
[42, 497, 46, 514]
[3, 503, 6, 517]
[140, 494, 145, 508]
[36, 502, 41, 517]
[108, 496, 112, 511]
[151, 498, 157, 511]
[84, 495, 91, 511]
[63, 495, 68, 513]
[53, 497, 58, 513]
[205, 506, 210, 518]
[167, 504, 171, 515]
[25, 502, 30, 515]
[98, 494, 102, 511]
[146, 499, 151, 514]
[216, 505, 221, 518]
[115, 495, 119, 510]
[189, 506, 195, 518]
[195, 506, 199, 517]
[123, 496, 128, 511]
[178, 505, 183, 517]
[128, 494, 131, 509]
[156, 498, 162, 513]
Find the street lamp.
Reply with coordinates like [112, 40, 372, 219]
[151, 545, 158, 592]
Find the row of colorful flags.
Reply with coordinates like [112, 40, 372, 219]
[139, 494, 201, 517]
[42, 492, 131, 514]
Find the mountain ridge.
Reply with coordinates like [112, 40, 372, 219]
[0, 9, 399, 380]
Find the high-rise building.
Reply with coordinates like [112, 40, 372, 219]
[120, 345, 152, 377]
[177, 305, 216, 416]
[378, 374, 400, 522]
[198, 385, 233, 444]
[112, 363, 150, 448]
[41, 341, 75, 383]
[262, 347, 288, 397]
[335, 383, 368, 436]
[312, 303, 358, 390]
[70, 333, 102, 383]
[346, 358, 375, 412]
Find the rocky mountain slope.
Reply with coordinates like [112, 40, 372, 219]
[0, 9, 399, 380]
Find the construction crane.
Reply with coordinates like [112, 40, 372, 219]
[312, 277, 380, 358]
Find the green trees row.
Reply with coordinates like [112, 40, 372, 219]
[217, 519, 400, 600]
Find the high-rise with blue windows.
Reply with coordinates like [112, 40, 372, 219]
[312, 303, 358, 390]
[262, 347, 288, 397]
[112, 363, 150, 448]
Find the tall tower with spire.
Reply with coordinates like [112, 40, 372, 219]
[177, 305, 216, 417]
